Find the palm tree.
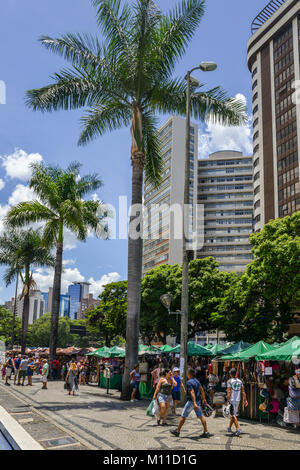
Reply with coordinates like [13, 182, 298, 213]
[6, 162, 108, 362]
[25, 0, 247, 398]
[0, 228, 55, 353]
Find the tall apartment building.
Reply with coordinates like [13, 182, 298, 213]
[248, 0, 300, 231]
[13, 289, 45, 325]
[197, 151, 254, 272]
[142, 115, 198, 274]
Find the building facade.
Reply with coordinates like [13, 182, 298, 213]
[68, 282, 90, 320]
[142, 115, 198, 274]
[197, 151, 254, 272]
[14, 290, 45, 325]
[77, 293, 100, 320]
[247, 0, 300, 231]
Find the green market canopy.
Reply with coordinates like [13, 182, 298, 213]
[209, 343, 229, 356]
[86, 346, 110, 357]
[159, 344, 175, 353]
[217, 341, 251, 359]
[170, 342, 212, 357]
[86, 346, 125, 358]
[221, 341, 276, 361]
[256, 336, 300, 361]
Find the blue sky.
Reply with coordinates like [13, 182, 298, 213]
[0, 0, 265, 302]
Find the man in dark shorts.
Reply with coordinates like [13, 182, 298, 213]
[170, 368, 211, 438]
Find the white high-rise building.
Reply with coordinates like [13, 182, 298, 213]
[16, 289, 45, 325]
[197, 151, 254, 273]
[142, 115, 198, 274]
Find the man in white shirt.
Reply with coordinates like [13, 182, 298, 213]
[227, 368, 247, 436]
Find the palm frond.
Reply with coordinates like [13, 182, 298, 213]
[40, 33, 103, 68]
[191, 88, 248, 126]
[142, 112, 163, 187]
[5, 201, 58, 228]
[92, 0, 131, 56]
[152, 0, 205, 78]
[26, 72, 99, 112]
[78, 101, 131, 145]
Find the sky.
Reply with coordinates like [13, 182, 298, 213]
[0, 0, 267, 302]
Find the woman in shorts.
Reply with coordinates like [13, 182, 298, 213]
[153, 369, 177, 426]
[130, 365, 141, 402]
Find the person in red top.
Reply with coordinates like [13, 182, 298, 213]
[51, 359, 60, 380]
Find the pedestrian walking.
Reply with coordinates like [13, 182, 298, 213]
[226, 368, 248, 436]
[13, 354, 22, 385]
[51, 358, 60, 380]
[66, 359, 78, 396]
[153, 369, 177, 426]
[18, 355, 29, 386]
[4, 354, 15, 386]
[26, 357, 35, 386]
[41, 359, 49, 390]
[170, 368, 211, 439]
[130, 365, 141, 402]
[171, 367, 185, 415]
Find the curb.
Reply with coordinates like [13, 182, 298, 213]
[0, 405, 44, 450]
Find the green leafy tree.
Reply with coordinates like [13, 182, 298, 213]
[141, 264, 180, 344]
[25, 0, 247, 397]
[213, 213, 300, 343]
[27, 313, 75, 348]
[0, 307, 22, 346]
[86, 281, 127, 346]
[0, 229, 55, 353]
[141, 259, 232, 342]
[6, 162, 108, 362]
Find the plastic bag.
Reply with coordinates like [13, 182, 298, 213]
[146, 400, 155, 417]
[153, 399, 159, 416]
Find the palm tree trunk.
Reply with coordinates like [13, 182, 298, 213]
[11, 274, 19, 349]
[21, 266, 30, 354]
[49, 234, 63, 365]
[21, 293, 29, 354]
[122, 152, 144, 400]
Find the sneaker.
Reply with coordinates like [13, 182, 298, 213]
[170, 429, 180, 437]
[234, 429, 242, 437]
[200, 432, 211, 438]
[130, 400, 135, 402]
[227, 427, 233, 433]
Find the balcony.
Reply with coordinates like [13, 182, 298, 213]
[251, 0, 287, 34]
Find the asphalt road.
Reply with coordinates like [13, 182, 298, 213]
[0, 377, 299, 450]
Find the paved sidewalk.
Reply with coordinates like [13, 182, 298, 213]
[0, 377, 299, 450]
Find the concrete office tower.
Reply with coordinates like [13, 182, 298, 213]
[248, 0, 300, 232]
[142, 115, 198, 274]
[16, 290, 45, 324]
[197, 151, 254, 273]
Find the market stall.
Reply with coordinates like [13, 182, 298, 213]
[215, 338, 300, 424]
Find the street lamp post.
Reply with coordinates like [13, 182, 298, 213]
[181, 62, 217, 392]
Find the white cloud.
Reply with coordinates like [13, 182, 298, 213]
[33, 266, 85, 294]
[1, 148, 43, 181]
[0, 179, 5, 191]
[8, 184, 36, 206]
[32, 265, 121, 298]
[198, 93, 253, 158]
[88, 272, 121, 297]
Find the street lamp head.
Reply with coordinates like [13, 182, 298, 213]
[199, 61, 217, 72]
[160, 293, 173, 310]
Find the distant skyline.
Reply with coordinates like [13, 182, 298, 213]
[0, 0, 266, 303]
